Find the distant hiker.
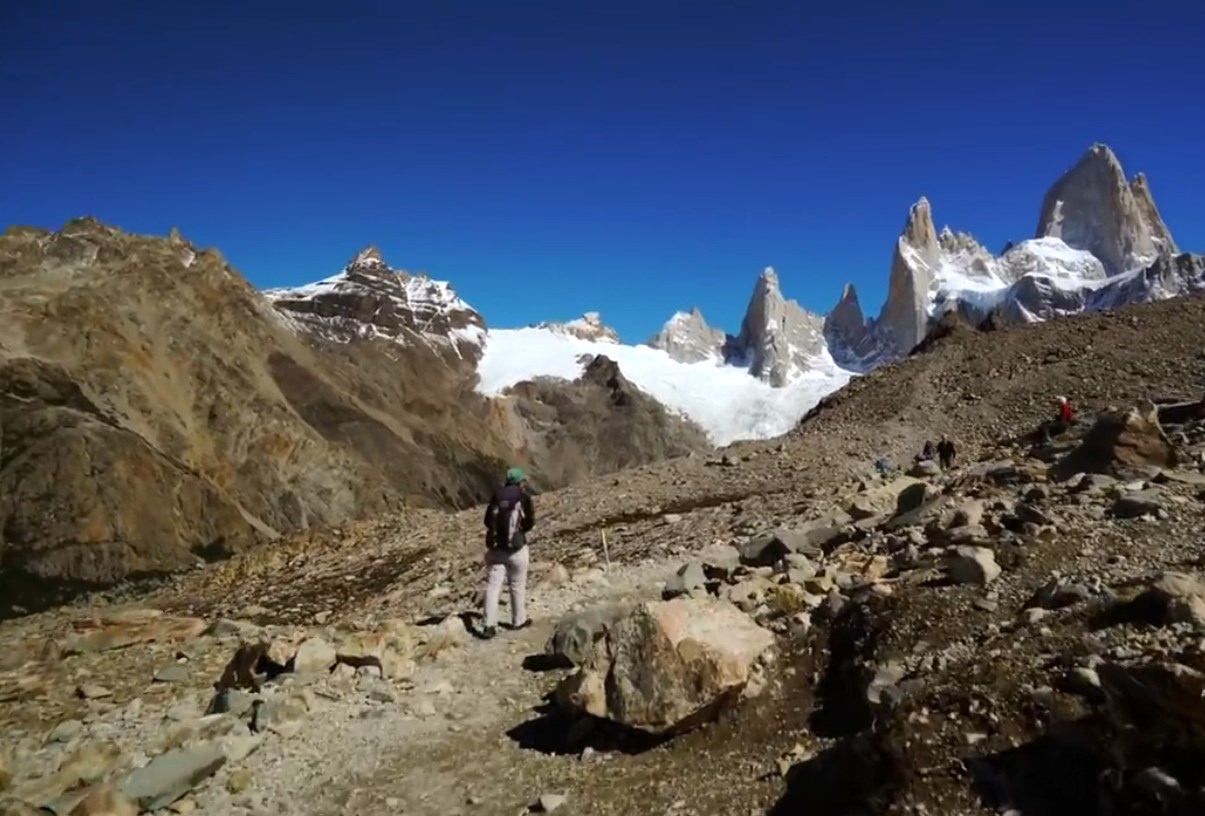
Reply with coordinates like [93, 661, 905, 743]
[481, 466, 536, 639]
[1056, 396, 1077, 425]
[937, 436, 956, 469]
[921, 440, 937, 461]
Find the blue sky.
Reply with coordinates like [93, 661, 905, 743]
[4, 1, 1203, 343]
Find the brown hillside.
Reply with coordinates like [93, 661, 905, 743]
[0, 220, 710, 611]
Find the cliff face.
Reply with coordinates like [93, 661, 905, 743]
[1036, 143, 1178, 276]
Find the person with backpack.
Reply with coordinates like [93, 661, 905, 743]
[937, 436, 956, 469]
[481, 466, 536, 639]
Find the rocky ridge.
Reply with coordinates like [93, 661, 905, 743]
[647, 267, 829, 386]
[5, 292, 1205, 813]
[0, 222, 711, 611]
[822, 143, 1203, 369]
[648, 143, 1201, 379]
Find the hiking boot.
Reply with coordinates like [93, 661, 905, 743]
[512, 619, 532, 631]
[481, 626, 497, 640]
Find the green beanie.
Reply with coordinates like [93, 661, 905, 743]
[505, 466, 528, 485]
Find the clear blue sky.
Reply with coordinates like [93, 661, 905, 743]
[4, 1, 1203, 343]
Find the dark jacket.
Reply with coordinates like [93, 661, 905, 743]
[483, 483, 535, 550]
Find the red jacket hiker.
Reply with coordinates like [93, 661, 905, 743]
[1056, 396, 1075, 424]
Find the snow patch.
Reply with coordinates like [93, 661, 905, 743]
[478, 327, 853, 446]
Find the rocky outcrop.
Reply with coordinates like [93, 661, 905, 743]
[1036, 143, 1178, 276]
[822, 284, 871, 360]
[554, 598, 775, 735]
[535, 312, 621, 344]
[265, 247, 485, 359]
[650, 271, 828, 386]
[1053, 400, 1177, 480]
[647, 308, 726, 364]
[503, 355, 711, 486]
[727, 268, 826, 387]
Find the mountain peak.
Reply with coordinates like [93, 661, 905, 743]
[647, 307, 725, 364]
[901, 197, 938, 252]
[1036, 143, 1177, 275]
[350, 246, 386, 269]
[731, 267, 825, 387]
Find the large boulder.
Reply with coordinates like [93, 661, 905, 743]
[545, 602, 631, 667]
[554, 598, 775, 735]
[1053, 401, 1177, 480]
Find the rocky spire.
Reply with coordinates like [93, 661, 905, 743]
[647, 307, 725, 363]
[876, 198, 938, 357]
[823, 282, 869, 355]
[729, 267, 825, 387]
[1035, 143, 1178, 276]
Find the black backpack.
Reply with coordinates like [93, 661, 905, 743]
[487, 492, 526, 551]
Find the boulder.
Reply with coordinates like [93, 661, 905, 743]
[554, 598, 774, 735]
[119, 743, 225, 812]
[662, 561, 706, 599]
[545, 603, 631, 667]
[1053, 401, 1177, 480]
[1111, 489, 1165, 519]
[943, 546, 1001, 586]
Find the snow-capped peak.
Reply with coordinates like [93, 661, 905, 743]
[351, 245, 385, 268]
[263, 248, 485, 353]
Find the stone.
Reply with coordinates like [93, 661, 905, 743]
[1131, 571, 1205, 626]
[1055, 401, 1177, 480]
[537, 793, 567, 813]
[1111, 490, 1165, 519]
[47, 719, 85, 744]
[555, 597, 775, 735]
[662, 561, 706, 599]
[545, 603, 630, 667]
[225, 768, 253, 794]
[119, 743, 226, 812]
[206, 688, 255, 718]
[153, 665, 190, 684]
[908, 459, 941, 478]
[291, 637, 336, 675]
[944, 547, 1001, 586]
[1029, 578, 1093, 610]
[218, 734, 263, 763]
[75, 684, 113, 700]
[61, 611, 208, 656]
[66, 783, 138, 816]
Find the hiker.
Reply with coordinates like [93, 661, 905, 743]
[937, 436, 956, 469]
[481, 466, 536, 639]
[920, 440, 936, 461]
[1056, 396, 1077, 425]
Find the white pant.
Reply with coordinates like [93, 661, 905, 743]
[483, 546, 529, 628]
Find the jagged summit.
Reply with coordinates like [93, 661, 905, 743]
[647, 307, 725, 364]
[1036, 143, 1178, 276]
[264, 247, 484, 352]
[350, 245, 385, 268]
[820, 142, 1200, 370]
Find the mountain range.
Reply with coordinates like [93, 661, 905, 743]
[1, 141, 1201, 609]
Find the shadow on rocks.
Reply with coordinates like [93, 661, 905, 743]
[808, 595, 895, 739]
[505, 692, 670, 757]
[769, 730, 906, 816]
[966, 721, 1105, 815]
[963, 717, 1205, 816]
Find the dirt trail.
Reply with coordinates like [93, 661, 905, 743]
[187, 556, 723, 816]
